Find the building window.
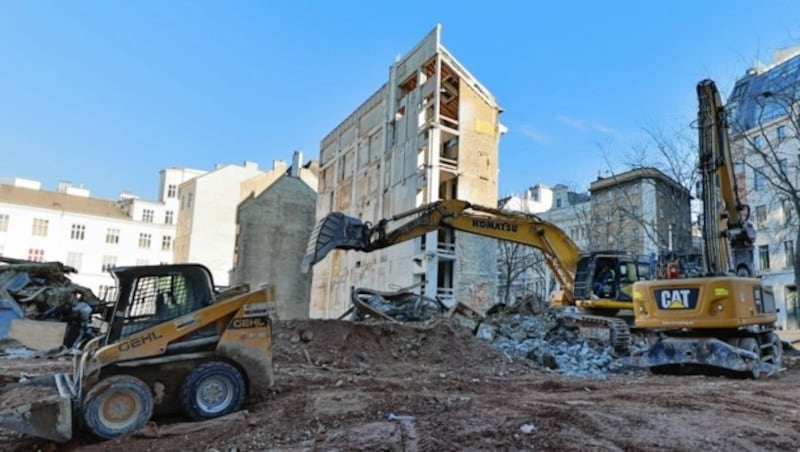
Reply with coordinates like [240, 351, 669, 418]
[165, 210, 174, 225]
[759, 245, 770, 271]
[138, 233, 152, 249]
[167, 184, 177, 198]
[754, 135, 764, 150]
[106, 228, 120, 244]
[0, 213, 9, 232]
[101, 255, 117, 271]
[31, 218, 49, 236]
[28, 248, 45, 262]
[784, 200, 794, 225]
[142, 209, 154, 223]
[66, 252, 83, 271]
[777, 125, 787, 142]
[556, 198, 562, 208]
[785, 241, 795, 268]
[162, 235, 172, 251]
[70, 224, 86, 240]
[186, 192, 193, 209]
[753, 169, 766, 190]
[755, 205, 767, 228]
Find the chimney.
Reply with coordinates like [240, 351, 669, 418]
[291, 150, 303, 177]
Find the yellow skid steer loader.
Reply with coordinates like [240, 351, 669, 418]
[0, 263, 274, 442]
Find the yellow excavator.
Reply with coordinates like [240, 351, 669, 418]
[302, 200, 647, 352]
[0, 263, 275, 442]
[626, 79, 782, 377]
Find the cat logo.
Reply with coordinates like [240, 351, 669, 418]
[655, 288, 699, 310]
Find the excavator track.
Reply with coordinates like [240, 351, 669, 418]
[560, 311, 631, 355]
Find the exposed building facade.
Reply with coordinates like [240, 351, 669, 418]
[230, 152, 319, 320]
[309, 25, 506, 318]
[0, 169, 201, 296]
[589, 167, 692, 262]
[725, 46, 800, 330]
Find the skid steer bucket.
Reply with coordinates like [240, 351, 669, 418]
[0, 373, 74, 442]
[301, 212, 370, 272]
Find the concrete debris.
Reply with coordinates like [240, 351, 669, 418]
[347, 287, 448, 322]
[0, 257, 105, 351]
[477, 305, 630, 379]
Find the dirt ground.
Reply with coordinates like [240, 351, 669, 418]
[2, 318, 800, 451]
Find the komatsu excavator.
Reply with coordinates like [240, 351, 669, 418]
[0, 263, 275, 442]
[626, 79, 782, 377]
[302, 200, 647, 352]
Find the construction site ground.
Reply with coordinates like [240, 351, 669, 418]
[2, 318, 800, 451]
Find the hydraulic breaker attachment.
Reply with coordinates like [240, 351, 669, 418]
[0, 373, 75, 442]
[301, 212, 371, 272]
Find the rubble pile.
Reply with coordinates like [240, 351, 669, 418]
[476, 305, 629, 379]
[0, 257, 104, 350]
[347, 287, 448, 322]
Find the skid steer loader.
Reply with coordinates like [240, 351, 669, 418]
[0, 263, 275, 442]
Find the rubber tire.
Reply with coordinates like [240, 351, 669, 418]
[768, 332, 783, 367]
[180, 361, 246, 421]
[82, 375, 154, 440]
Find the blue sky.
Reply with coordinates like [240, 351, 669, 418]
[2, 1, 800, 201]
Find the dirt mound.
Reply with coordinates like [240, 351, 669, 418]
[273, 318, 529, 377]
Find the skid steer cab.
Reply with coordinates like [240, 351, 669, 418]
[0, 263, 275, 442]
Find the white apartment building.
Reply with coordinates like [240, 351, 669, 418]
[0, 168, 204, 297]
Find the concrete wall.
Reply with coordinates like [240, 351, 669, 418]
[231, 175, 317, 320]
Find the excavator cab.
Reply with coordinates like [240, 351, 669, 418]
[0, 263, 275, 443]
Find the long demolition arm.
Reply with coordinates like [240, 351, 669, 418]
[696, 79, 754, 274]
[302, 199, 581, 297]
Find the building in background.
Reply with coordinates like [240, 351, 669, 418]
[173, 161, 281, 287]
[498, 184, 590, 303]
[0, 168, 201, 296]
[589, 167, 692, 263]
[230, 152, 319, 320]
[725, 46, 800, 330]
[309, 24, 506, 318]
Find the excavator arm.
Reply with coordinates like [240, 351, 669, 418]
[302, 199, 581, 299]
[697, 79, 755, 275]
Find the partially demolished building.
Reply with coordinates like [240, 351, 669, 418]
[309, 25, 506, 318]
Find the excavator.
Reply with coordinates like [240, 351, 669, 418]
[301, 200, 646, 352]
[626, 79, 782, 377]
[0, 263, 275, 442]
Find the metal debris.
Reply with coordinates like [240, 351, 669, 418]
[0, 257, 105, 350]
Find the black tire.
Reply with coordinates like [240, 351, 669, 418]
[180, 361, 246, 421]
[768, 332, 783, 366]
[82, 375, 154, 440]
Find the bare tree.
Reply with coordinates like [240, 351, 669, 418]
[497, 241, 548, 305]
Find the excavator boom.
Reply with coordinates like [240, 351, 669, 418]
[302, 199, 581, 299]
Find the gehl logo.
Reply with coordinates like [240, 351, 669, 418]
[471, 219, 518, 233]
[655, 288, 699, 310]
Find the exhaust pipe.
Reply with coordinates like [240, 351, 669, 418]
[301, 213, 371, 273]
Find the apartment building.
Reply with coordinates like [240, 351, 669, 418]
[309, 25, 506, 318]
[725, 46, 800, 330]
[0, 168, 202, 296]
[589, 167, 692, 261]
[230, 152, 319, 320]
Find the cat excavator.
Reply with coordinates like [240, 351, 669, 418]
[0, 263, 275, 442]
[302, 199, 647, 352]
[626, 79, 782, 377]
